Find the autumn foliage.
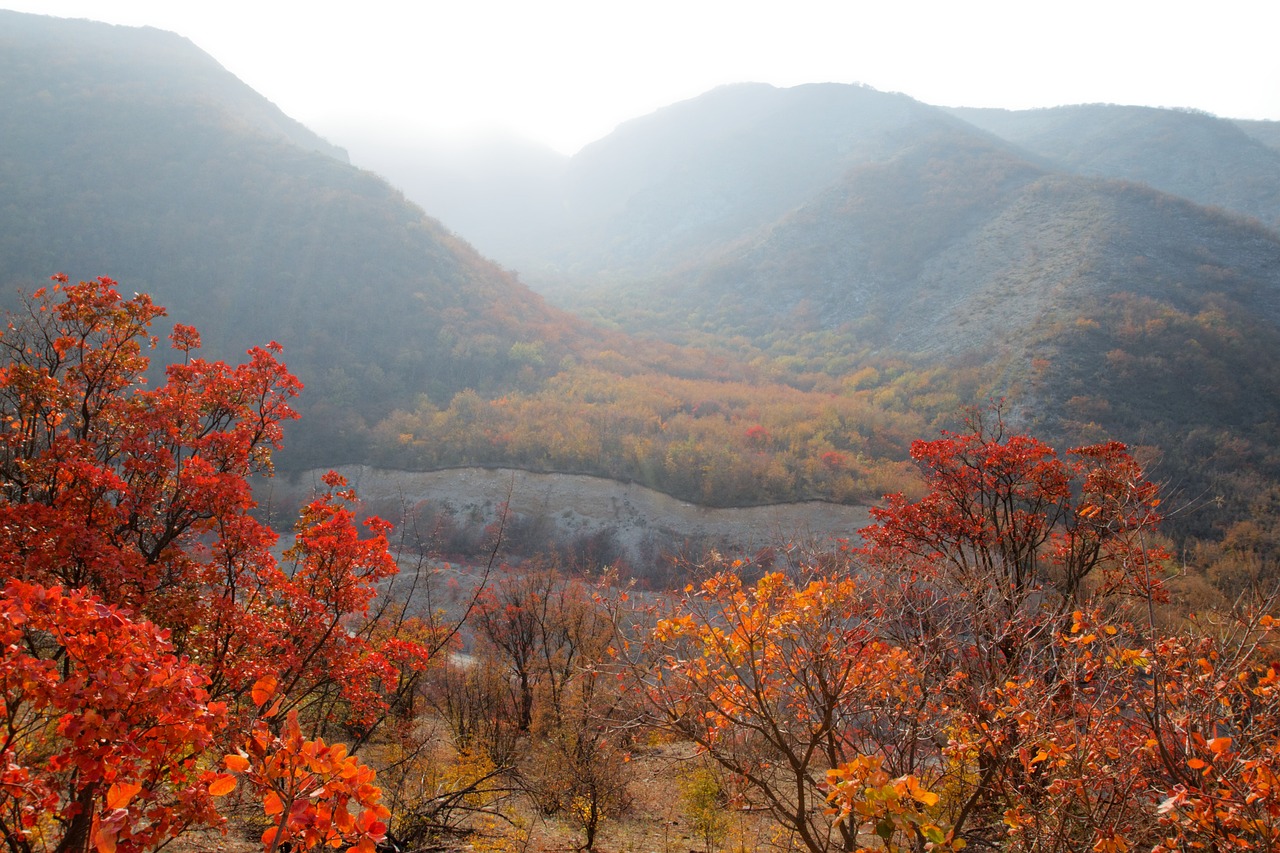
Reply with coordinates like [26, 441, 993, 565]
[3, 277, 1278, 853]
[0, 277, 425, 852]
[0, 580, 225, 852]
[639, 410, 1279, 852]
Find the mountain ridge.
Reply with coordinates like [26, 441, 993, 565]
[0, 10, 578, 466]
[947, 103, 1280, 230]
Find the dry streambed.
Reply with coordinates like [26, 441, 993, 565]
[260, 466, 871, 565]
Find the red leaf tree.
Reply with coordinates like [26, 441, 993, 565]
[0, 277, 428, 851]
[858, 407, 1170, 848]
[0, 580, 225, 853]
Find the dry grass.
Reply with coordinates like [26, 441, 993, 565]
[172, 735, 785, 853]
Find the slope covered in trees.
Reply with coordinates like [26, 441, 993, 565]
[0, 12, 952, 509]
[548, 82, 970, 277]
[950, 104, 1280, 229]
[10, 12, 1280, 563]
[418, 82, 1280, 546]
[0, 11, 595, 468]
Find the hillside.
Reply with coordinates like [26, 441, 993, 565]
[549, 82, 974, 278]
[1234, 118, 1280, 153]
[11, 12, 1280, 554]
[267, 465, 870, 582]
[351, 83, 982, 280]
[950, 104, 1280, 229]
[390, 82, 1280, 542]
[0, 11, 585, 466]
[0, 11, 347, 161]
[0, 13, 942, 512]
[684, 144, 1280, 356]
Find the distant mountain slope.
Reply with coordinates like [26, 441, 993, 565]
[949, 104, 1280, 229]
[322, 82, 960, 279]
[1233, 118, 1280, 153]
[0, 11, 347, 161]
[0, 11, 576, 466]
[692, 154, 1280, 511]
[548, 83, 976, 277]
[463, 83, 1280, 540]
[316, 123, 569, 273]
[674, 131, 1047, 345]
[0, 13, 944, 513]
[687, 142, 1280, 354]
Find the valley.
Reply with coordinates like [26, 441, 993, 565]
[4, 9, 1280, 853]
[5, 8, 1280, 574]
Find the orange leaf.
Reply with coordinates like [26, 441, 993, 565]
[224, 753, 250, 773]
[263, 694, 285, 719]
[264, 790, 284, 816]
[92, 826, 117, 853]
[208, 774, 237, 797]
[251, 674, 278, 707]
[105, 780, 142, 810]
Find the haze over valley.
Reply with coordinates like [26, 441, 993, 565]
[4, 8, 1280, 587]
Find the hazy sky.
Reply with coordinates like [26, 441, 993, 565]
[6, 1, 1280, 154]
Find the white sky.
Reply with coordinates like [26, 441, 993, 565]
[5, 1, 1280, 155]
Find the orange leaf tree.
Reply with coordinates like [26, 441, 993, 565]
[1145, 607, 1280, 851]
[0, 277, 430, 851]
[221, 705, 390, 853]
[644, 568, 920, 853]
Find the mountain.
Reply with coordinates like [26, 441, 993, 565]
[0, 12, 347, 161]
[949, 104, 1280, 229]
[1, 13, 943, 514]
[1233, 118, 1280, 154]
[694, 148, 1280, 533]
[10, 11, 1280, 553]
[398, 82, 1280, 541]
[0, 10, 577, 466]
[322, 83, 972, 281]
[548, 82, 975, 278]
[681, 137, 1280, 354]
